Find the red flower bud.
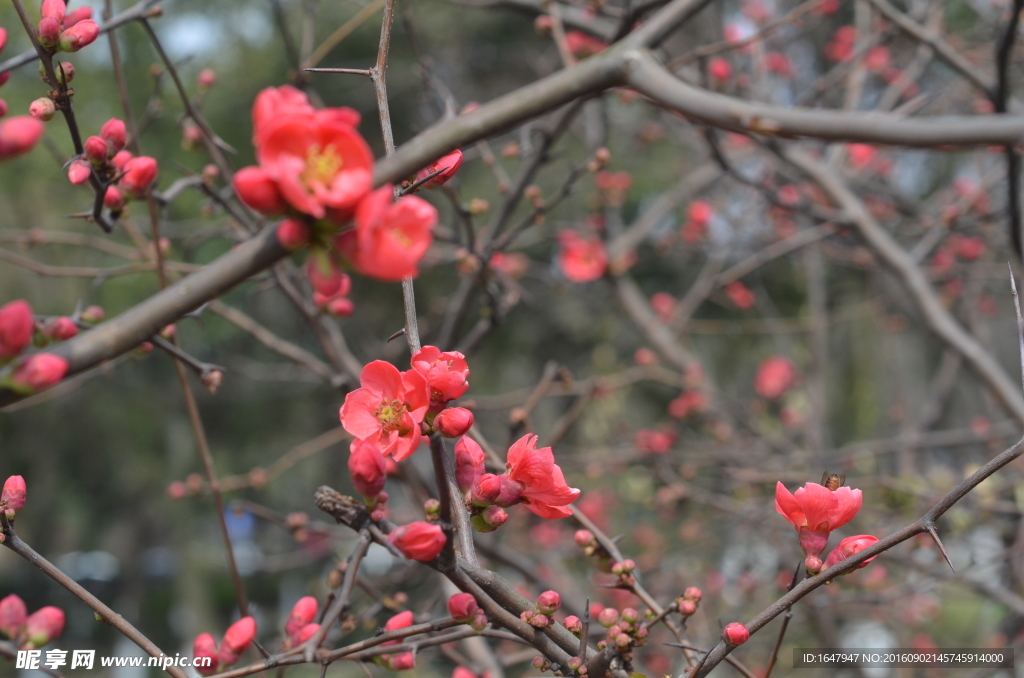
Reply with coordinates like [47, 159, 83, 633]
[447, 593, 478, 621]
[564, 615, 582, 635]
[0, 300, 34, 359]
[482, 505, 507, 528]
[823, 534, 879, 571]
[58, 19, 100, 52]
[234, 166, 287, 215]
[192, 633, 218, 676]
[388, 521, 446, 561]
[0, 116, 44, 160]
[111, 149, 132, 171]
[276, 218, 310, 251]
[683, 586, 702, 602]
[416, 149, 463, 190]
[326, 297, 354, 317]
[285, 597, 318, 638]
[37, 17, 61, 48]
[382, 610, 413, 643]
[0, 100, 7, 118]
[85, 135, 108, 164]
[63, 7, 93, 28]
[67, 160, 91, 185]
[41, 0, 65, 22]
[0, 594, 27, 639]
[536, 590, 561, 615]
[218, 616, 256, 666]
[120, 156, 158, 196]
[574, 529, 595, 547]
[722, 622, 749, 645]
[306, 252, 346, 296]
[100, 118, 127, 154]
[29, 98, 55, 121]
[10, 353, 68, 393]
[597, 608, 619, 628]
[54, 61, 75, 84]
[23, 606, 64, 649]
[103, 185, 124, 211]
[471, 473, 502, 506]
[388, 652, 415, 670]
[348, 439, 387, 499]
[43, 317, 77, 341]
[805, 555, 823, 574]
[197, 68, 217, 89]
[0, 27, 7, 54]
[454, 436, 485, 492]
[678, 600, 697, 616]
[295, 623, 319, 645]
[434, 407, 474, 438]
[81, 305, 104, 323]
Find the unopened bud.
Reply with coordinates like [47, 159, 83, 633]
[424, 497, 441, 520]
[683, 586, 702, 602]
[85, 135, 108, 164]
[567, 657, 584, 671]
[1, 475, 26, 519]
[29, 98, 55, 121]
[434, 407, 474, 438]
[564, 615, 582, 635]
[574, 529, 594, 547]
[678, 599, 697, 616]
[722, 622, 749, 646]
[447, 593, 478, 621]
[536, 590, 561, 615]
[37, 18, 60, 49]
[55, 62, 75, 84]
[529, 613, 550, 628]
[597, 608, 619, 628]
[805, 555, 823, 575]
[23, 606, 64, 649]
[58, 20, 100, 53]
[468, 198, 490, 215]
[615, 632, 631, 648]
[620, 608, 638, 624]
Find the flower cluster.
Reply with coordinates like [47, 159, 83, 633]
[192, 617, 257, 676]
[67, 118, 158, 213]
[592, 605, 648, 654]
[775, 479, 878, 575]
[233, 86, 450, 290]
[0, 300, 69, 395]
[36, 0, 99, 54]
[0, 595, 64, 650]
[459, 434, 580, 529]
[447, 593, 487, 630]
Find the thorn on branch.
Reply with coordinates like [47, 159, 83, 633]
[927, 526, 955, 573]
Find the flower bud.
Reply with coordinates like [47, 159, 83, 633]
[218, 616, 256, 666]
[597, 608, 619, 628]
[683, 586, 702, 603]
[564, 615, 582, 635]
[383, 610, 414, 637]
[37, 17, 61, 49]
[536, 590, 561, 615]
[120, 156, 158, 196]
[722, 622, 749, 646]
[0, 594, 27, 639]
[10, 353, 68, 393]
[804, 555, 823, 575]
[29, 98, 55, 121]
[67, 159, 90, 185]
[348, 439, 387, 500]
[193, 633, 218, 676]
[454, 436, 485, 492]
[388, 521, 446, 561]
[100, 118, 127, 154]
[197, 68, 216, 89]
[0, 300, 34, 360]
[469, 609, 488, 632]
[85, 135, 108, 164]
[471, 473, 501, 506]
[41, 0, 65, 22]
[276, 218, 310, 251]
[326, 297, 354, 317]
[54, 61, 75, 84]
[111, 149, 132, 171]
[103, 185, 124, 211]
[234, 166, 287, 215]
[447, 593, 478, 621]
[0, 100, 7, 118]
[43, 317, 77, 341]
[531, 657, 550, 671]
[80, 305, 104, 323]
[615, 632, 631, 648]
[63, 7, 93, 28]
[58, 20, 100, 52]
[678, 600, 697, 616]
[434, 407, 474, 438]
[387, 652, 415, 670]
[285, 597, 318, 638]
[306, 251, 345, 296]
[0, 116, 45, 160]
[621, 608, 639, 624]
[567, 657, 584, 671]
[416, 149, 463, 190]
[529, 613, 549, 628]
[574, 529, 595, 547]
[823, 535, 880, 571]
[295, 623, 319, 645]
[23, 606, 64, 649]
[0, 28, 6, 54]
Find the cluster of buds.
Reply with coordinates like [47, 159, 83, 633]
[192, 617, 257, 676]
[520, 590, 561, 629]
[373, 611, 416, 671]
[0, 595, 65, 649]
[448, 593, 487, 630]
[0, 300, 69, 394]
[673, 586, 702, 617]
[68, 118, 158, 214]
[305, 247, 355, 317]
[282, 597, 320, 649]
[414, 346, 474, 438]
[401, 149, 464, 192]
[29, 60, 75, 121]
[35, 316, 78, 343]
[566, 656, 588, 675]
[594, 607, 648, 654]
[36, 0, 99, 54]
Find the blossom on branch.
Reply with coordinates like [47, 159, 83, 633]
[339, 360, 430, 461]
[388, 521, 446, 561]
[775, 480, 862, 558]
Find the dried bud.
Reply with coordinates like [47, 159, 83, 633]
[536, 590, 561, 615]
[722, 622, 749, 646]
[434, 407, 474, 438]
[447, 593, 478, 622]
[29, 98, 55, 121]
[23, 606, 64, 649]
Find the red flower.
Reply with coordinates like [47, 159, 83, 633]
[505, 434, 580, 518]
[388, 521, 446, 561]
[339, 361, 430, 461]
[256, 100, 372, 219]
[823, 534, 879, 571]
[0, 300, 34, 360]
[454, 436, 486, 492]
[755, 355, 795, 399]
[0, 117, 44, 161]
[775, 481, 862, 557]
[252, 86, 361, 146]
[336, 186, 437, 281]
[348, 438, 387, 499]
[10, 354, 68, 394]
[557, 230, 607, 283]
[411, 345, 470, 407]
[193, 633, 218, 676]
[0, 594, 26, 639]
[417, 149, 463, 189]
